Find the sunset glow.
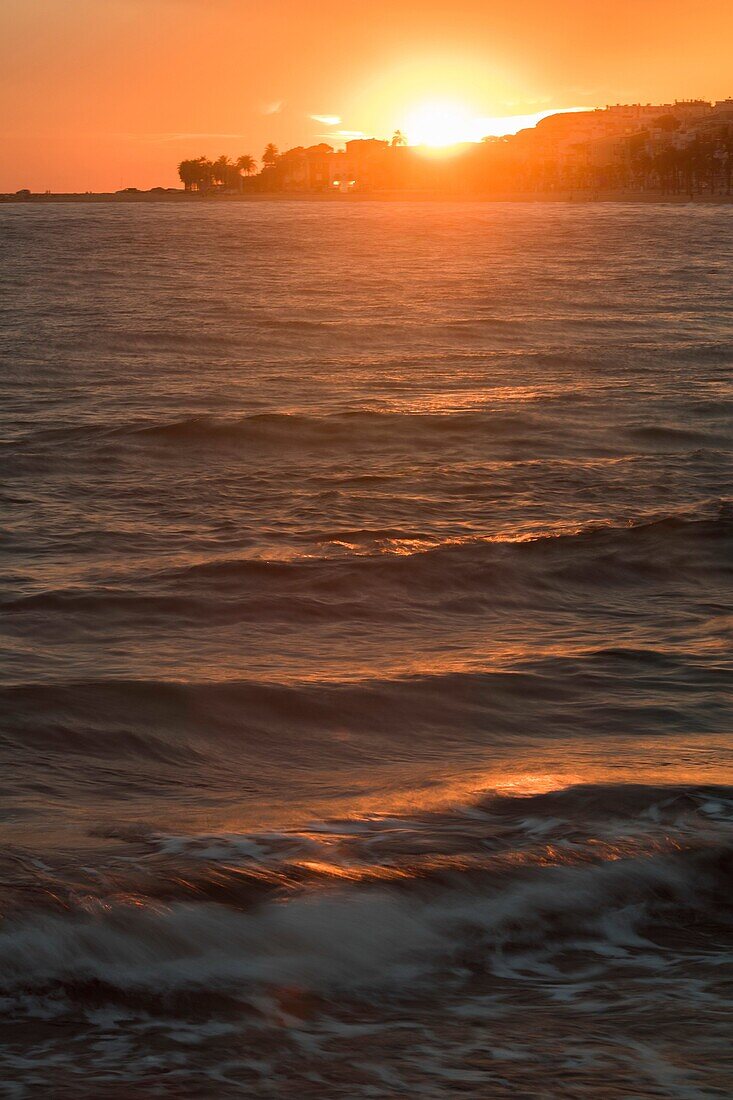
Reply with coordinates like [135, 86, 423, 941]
[401, 100, 588, 150]
[402, 100, 477, 147]
[2, 0, 732, 1089]
[2, 0, 733, 191]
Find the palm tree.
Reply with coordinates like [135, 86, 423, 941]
[178, 160, 197, 191]
[234, 154, 257, 192]
[262, 143, 279, 168]
[236, 154, 256, 176]
[194, 156, 214, 193]
[178, 157, 214, 193]
[212, 155, 232, 188]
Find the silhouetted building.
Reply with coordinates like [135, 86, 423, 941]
[179, 98, 733, 199]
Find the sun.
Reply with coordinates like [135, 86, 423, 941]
[402, 100, 475, 148]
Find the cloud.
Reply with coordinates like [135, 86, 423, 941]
[310, 114, 341, 126]
[320, 129, 365, 140]
[472, 106, 588, 140]
[122, 133, 248, 143]
[262, 100, 284, 115]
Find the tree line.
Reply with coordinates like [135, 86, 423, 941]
[177, 121, 733, 197]
[178, 146, 279, 192]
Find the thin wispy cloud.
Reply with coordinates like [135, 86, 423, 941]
[501, 96, 553, 109]
[153, 133, 247, 142]
[110, 132, 249, 144]
[477, 106, 586, 138]
[310, 114, 341, 126]
[318, 129, 365, 140]
[262, 100, 284, 115]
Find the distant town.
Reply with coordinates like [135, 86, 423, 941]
[6, 99, 733, 199]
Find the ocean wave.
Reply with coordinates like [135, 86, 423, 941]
[2, 636, 727, 763]
[0, 669, 581, 756]
[0, 784, 729, 1007]
[10, 394, 732, 459]
[628, 423, 722, 446]
[18, 408, 550, 453]
[101, 503, 733, 588]
[3, 506, 729, 620]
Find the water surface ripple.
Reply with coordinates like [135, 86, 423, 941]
[0, 201, 731, 1097]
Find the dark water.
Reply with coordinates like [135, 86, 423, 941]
[0, 201, 731, 1097]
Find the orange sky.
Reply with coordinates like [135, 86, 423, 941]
[2, 0, 732, 192]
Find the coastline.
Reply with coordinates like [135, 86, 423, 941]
[2, 189, 733, 204]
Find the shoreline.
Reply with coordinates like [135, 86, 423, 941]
[2, 189, 733, 205]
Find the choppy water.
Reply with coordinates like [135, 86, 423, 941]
[1, 200, 732, 1097]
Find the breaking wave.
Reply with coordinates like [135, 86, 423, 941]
[0, 784, 730, 1007]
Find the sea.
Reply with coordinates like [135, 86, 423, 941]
[0, 199, 731, 1098]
